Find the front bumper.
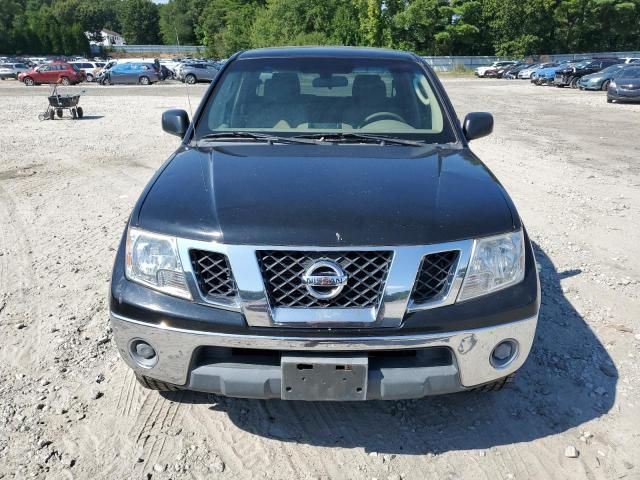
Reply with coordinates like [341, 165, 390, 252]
[111, 312, 538, 399]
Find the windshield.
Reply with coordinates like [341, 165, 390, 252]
[617, 67, 640, 78]
[195, 57, 456, 143]
[599, 65, 623, 75]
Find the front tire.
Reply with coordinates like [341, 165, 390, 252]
[76, 106, 83, 118]
[60, 76, 70, 86]
[185, 74, 197, 85]
[86, 73, 94, 82]
[139, 76, 150, 85]
[23, 77, 34, 86]
[135, 372, 180, 391]
[569, 77, 579, 88]
[601, 80, 610, 91]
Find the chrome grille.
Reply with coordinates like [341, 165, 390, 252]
[257, 251, 392, 308]
[190, 250, 237, 298]
[411, 251, 459, 304]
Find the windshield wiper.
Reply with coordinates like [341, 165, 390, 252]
[293, 132, 426, 147]
[197, 131, 321, 145]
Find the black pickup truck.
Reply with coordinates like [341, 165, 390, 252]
[109, 47, 540, 401]
[555, 58, 622, 88]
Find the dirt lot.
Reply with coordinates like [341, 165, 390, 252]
[0, 78, 639, 480]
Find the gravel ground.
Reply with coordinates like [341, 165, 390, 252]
[0, 78, 639, 480]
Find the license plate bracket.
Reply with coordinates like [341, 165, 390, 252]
[281, 355, 368, 401]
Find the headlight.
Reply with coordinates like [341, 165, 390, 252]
[610, 81, 616, 88]
[458, 230, 525, 301]
[125, 227, 192, 299]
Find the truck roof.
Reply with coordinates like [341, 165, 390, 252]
[237, 46, 417, 61]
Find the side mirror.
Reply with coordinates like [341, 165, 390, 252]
[162, 109, 190, 137]
[463, 112, 493, 141]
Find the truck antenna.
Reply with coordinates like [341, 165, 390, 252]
[175, 26, 193, 118]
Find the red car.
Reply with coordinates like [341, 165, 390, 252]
[18, 62, 86, 86]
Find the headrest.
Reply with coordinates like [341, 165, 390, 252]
[263, 72, 300, 101]
[352, 75, 386, 102]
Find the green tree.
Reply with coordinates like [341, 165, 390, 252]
[159, 0, 197, 45]
[118, 0, 161, 44]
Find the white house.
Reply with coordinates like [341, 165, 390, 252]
[88, 29, 126, 47]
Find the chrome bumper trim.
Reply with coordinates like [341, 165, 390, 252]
[110, 312, 538, 389]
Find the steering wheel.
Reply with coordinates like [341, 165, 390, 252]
[360, 112, 407, 127]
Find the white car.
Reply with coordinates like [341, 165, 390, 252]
[475, 61, 517, 78]
[621, 57, 640, 64]
[70, 61, 106, 82]
[0, 62, 29, 80]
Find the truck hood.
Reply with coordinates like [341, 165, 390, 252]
[136, 144, 518, 246]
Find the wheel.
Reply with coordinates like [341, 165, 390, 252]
[185, 74, 197, 85]
[135, 372, 180, 391]
[470, 373, 516, 393]
[86, 73, 93, 82]
[569, 77, 579, 88]
[607, 97, 613, 103]
[76, 106, 83, 118]
[23, 77, 34, 86]
[56, 109, 63, 118]
[38, 113, 45, 121]
[139, 76, 150, 85]
[60, 76, 70, 86]
[71, 108, 77, 119]
[601, 80, 610, 91]
[48, 109, 55, 120]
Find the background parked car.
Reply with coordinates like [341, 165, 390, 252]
[519, 62, 555, 79]
[178, 62, 221, 84]
[577, 63, 628, 91]
[607, 66, 640, 103]
[495, 61, 527, 78]
[475, 61, 518, 78]
[70, 61, 105, 82]
[554, 58, 622, 88]
[18, 62, 85, 86]
[503, 63, 533, 79]
[531, 61, 579, 85]
[103, 62, 160, 85]
[0, 62, 29, 80]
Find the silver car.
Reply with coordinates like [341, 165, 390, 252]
[0, 62, 29, 80]
[179, 63, 221, 84]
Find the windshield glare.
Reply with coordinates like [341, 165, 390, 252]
[196, 57, 456, 143]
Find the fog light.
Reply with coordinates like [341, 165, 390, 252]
[129, 340, 158, 368]
[136, 342, 156, 359]
[490, 339, 518, 368]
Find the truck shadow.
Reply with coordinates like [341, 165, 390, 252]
[161, 242, 617, 454]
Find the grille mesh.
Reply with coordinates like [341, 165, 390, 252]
[411, 251, 459, 304]
[190, 250, 237, 298]
[257, 251, 392, 308]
